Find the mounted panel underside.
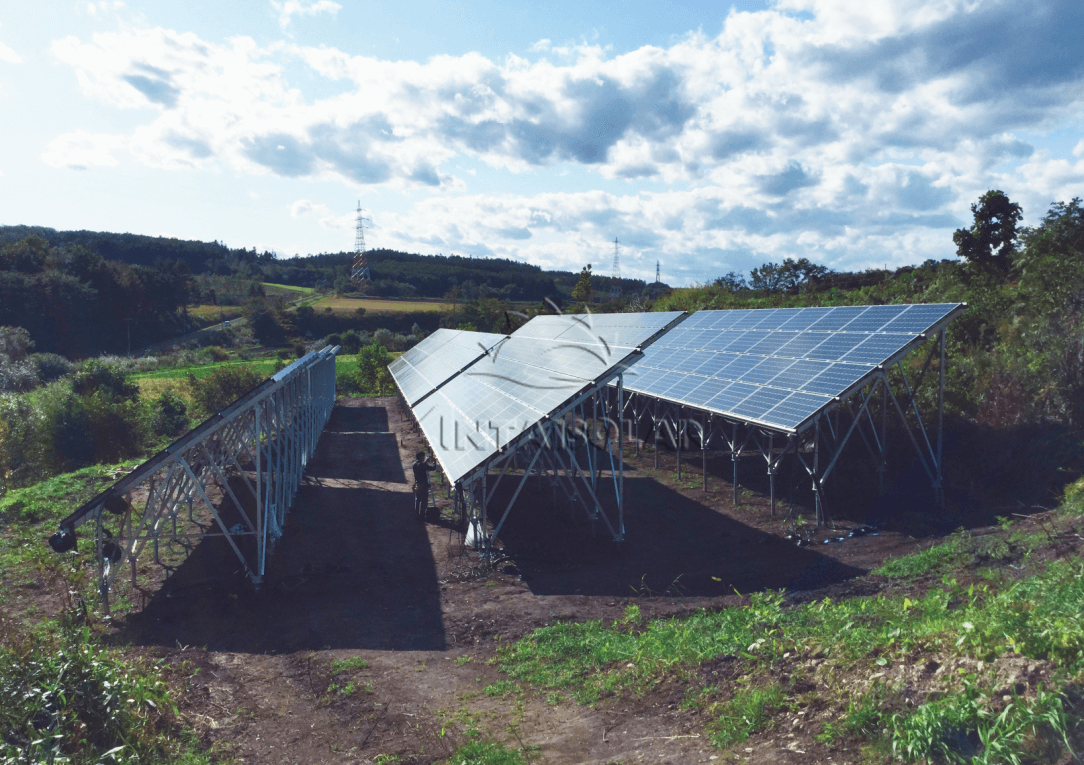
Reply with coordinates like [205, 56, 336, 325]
[620, 303, 964, 433]
[406, 312, 685, 485]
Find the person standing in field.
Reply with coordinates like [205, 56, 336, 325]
[412, 450, 436, 521]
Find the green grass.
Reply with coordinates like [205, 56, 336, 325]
[443, 740, 530, 765]
[262, 282, 314, 295]
[130, 359, 283, 381]
[496, 528, 1084, 759]
[871, 528, 970, 578]
[0, 620, 211, 765]
[0, 461, 139, 526]
[329, 656, 369, 673]
[711, 684, 786, 748]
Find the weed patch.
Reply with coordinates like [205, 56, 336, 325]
[710, 684, 786, 749]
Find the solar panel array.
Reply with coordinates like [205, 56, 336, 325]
[388, 328, 507, 405]
[410, 312, 683, 484]
[621, 303, 962, 433]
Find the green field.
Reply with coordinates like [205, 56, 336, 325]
[186, 304, 244, 320]
[132, 354, 364, 384]
[263, 282, 314, 295]
[310, 296, 451, 313]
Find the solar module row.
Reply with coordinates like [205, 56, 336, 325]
[621, 303, 962, 432]
[388, 328, 507, 405]
[398, 312, 684, 484]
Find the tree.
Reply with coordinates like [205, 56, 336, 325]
[571, 264, 593, 303]
[356, 342, 395, 395]
[1016, 197, 1084, 315]
[953, 190, 1022, 275]
[713, 271, 748, 292]
[749, 258, 829, 293]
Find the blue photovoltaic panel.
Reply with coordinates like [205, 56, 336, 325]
[620, 303, 963, 432]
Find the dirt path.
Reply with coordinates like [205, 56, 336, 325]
[106, 397, 931, 764]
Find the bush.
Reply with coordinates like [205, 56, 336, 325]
[204, 345, 230, 362]
[30, 352, 74, 383]
[0, 357, 38, 392]
[0, 390, 48, 486]
[152, 388, 189, 439]
[336, 368, 362, 396]
[71, 360, 138, 401]
[356, 344, 395, 395]
[187, 365, 265, 418]
[44, 391, 94, 472]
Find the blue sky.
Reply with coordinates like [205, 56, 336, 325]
[1, 0, 1082, 286]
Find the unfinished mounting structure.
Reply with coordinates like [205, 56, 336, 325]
[49, 346, 339, 614]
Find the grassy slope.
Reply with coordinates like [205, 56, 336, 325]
[495, 491, 1084, 762]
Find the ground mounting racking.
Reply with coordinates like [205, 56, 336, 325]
[391, 314, 684, 556]
[396, 304, 965, 551]
[49, 346, 339, 614]
[608, 304, 965, 525]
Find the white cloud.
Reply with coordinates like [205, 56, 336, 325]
[41, 130, 127, 169]
[291, 198, 353, 229]
[45, 0, 1084, 276]
[0, 42, 22, 64]
[271, 0, 342, 30]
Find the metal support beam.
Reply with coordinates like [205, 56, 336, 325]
[52, 346, 339, 610]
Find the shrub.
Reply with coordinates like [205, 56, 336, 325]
[204, 345, 230, 362]
[356, 344, 395, 395]
[0, 357, 38, 392]
[30, 353, 74, 383]
[151, 389, 189, 439]
[187, 364, 265, 418]
[0, 390, 48, 486]
[340, 330, 363, 354]
[336, 369, 362, 396]
[71, 360, 138, 401]
[44, 391, 94, 472]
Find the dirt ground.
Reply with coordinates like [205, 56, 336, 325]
[93, 397, 966, 764]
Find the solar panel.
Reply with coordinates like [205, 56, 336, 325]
[411, 312, 687, 484]
[389, 328, 507, 405]
[620, 303, 963, 432]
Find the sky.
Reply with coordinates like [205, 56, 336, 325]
[1, 0, 1082, 286]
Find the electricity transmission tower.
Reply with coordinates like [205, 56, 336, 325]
[656, 260, 661, 283]
[351, 202, 371, 289]
[610, 238, 621, 298]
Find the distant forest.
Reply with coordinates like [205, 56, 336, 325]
[0, 226, 653, 304]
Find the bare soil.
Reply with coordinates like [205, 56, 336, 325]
[16, 397, 1079, 764]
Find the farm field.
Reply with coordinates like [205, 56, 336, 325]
[262, 282, 314, 296]
[185, 304, 244, 320]
[310, 295, 452, 313]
